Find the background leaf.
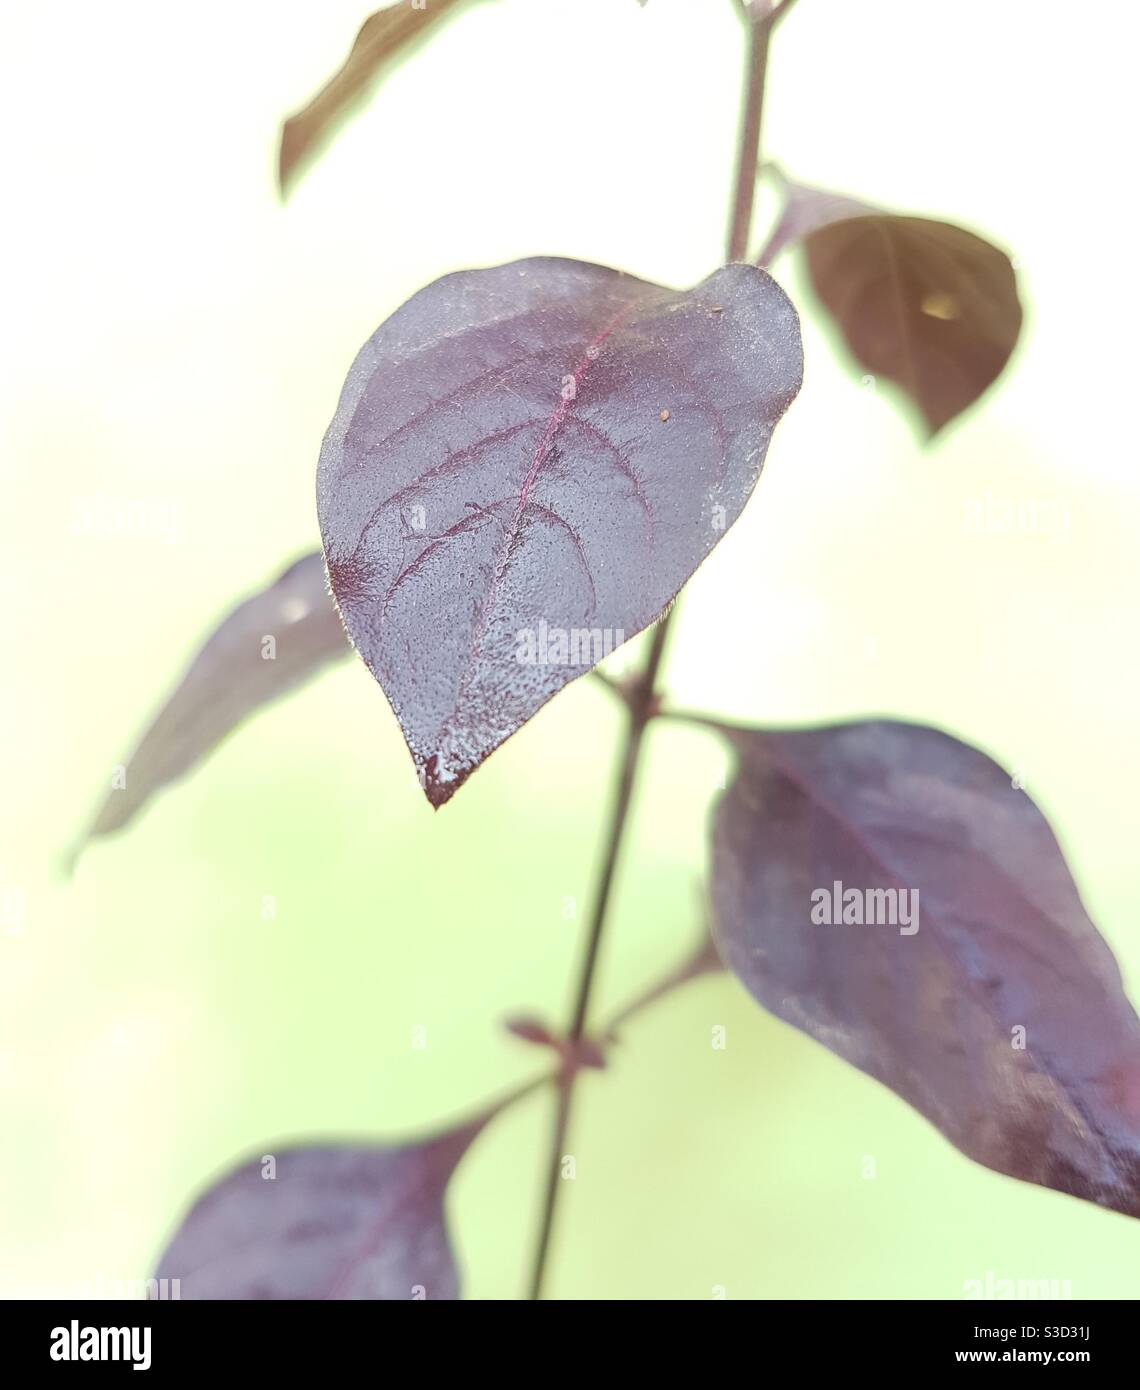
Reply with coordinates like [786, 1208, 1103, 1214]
[279, 0, 480, 195]
[73, 552, 348, 862]
[318, 256, 802, 807]
[709, 718, 1140, 1219]
[154, 1114, 490, 1299]
[802, 209, 1022, 436]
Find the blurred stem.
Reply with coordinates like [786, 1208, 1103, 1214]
[524, 6, 778, 1301]
[727, 17, 770, 261]
[727, 0, 799, 261]
[525, 617, 669, 1300]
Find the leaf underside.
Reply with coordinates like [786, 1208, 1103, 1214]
[317, 255, 803, 806]
[73, 553, 348, 863]
[710, 718, 1140, 1219]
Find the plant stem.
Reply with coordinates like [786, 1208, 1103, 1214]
[525, 617, 670, 1300]
[727, 18, 771, 262]
[567, 617, 671, 1043]
[524, 3, 778, 1299]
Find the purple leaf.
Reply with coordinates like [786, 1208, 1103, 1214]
[279, 0, 483, 196]
[154, 1116, 488, 1299]
[807, 215, 1022, 436]
[317, 256, 802, 806]
[709, 719, 1140, 1218]
[73, 552, 349, 862]
[760, 171, 1022, 435]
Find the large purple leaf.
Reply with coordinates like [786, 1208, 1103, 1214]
[73, 553, 349, 862]
[317, 256, 802, 806]
[709, 719, 1140, 1218]
[154, 1116, 487, 1299]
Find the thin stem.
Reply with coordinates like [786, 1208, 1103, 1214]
[526, 1076, 574, 1299]
[728, 0, 801, 262]
[727, 21, 770, 262]
[568, 618, 670, 1041]
[524, 2, 781, 1298]
[525, 617, 670, 1300]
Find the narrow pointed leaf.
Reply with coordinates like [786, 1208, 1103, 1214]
[74, 553, 349, 860]
[317, 256, 802, 806]
[279, 0, 481, 195]
[154, 1116, 486, 1299]
[709, 718, 1140, 1218]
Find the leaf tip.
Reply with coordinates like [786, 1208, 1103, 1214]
[277, 120, 302, 198]
[419, 753, 466, 809]
[58, 841, 82, 881]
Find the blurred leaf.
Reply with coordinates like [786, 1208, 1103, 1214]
[318, 256, 802, 806]
[762, 171, 1022, 435]
[807, 214, 1022, 436]
[155, 1114, 490, 1299]
[72, 552, 348, 864]
[279, 0, 481, 196]
[709, 718, 1140, 1219]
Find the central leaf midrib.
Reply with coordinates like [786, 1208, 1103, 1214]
[436, 302, 640, 761]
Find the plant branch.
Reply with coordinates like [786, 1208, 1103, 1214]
[727, 14, 767, 260]
[602, 923, 723, 1038]
[524, 6, 778, 1298]
[739, 0, 802, 31]
[525, 616, 670, 1300]
[727, 0, 800, 262]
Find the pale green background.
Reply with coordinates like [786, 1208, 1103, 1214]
[2, 0, 1138, 1299]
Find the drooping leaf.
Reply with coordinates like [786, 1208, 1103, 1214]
[709, 718, 1140, 1218]
[154, 1114, 488, 1299]
[279, 0, 481, 196]
[72, 552, 348, 863]
[761, 172, 1022, 435]
[317, 256, 802, 806]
